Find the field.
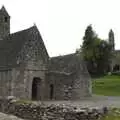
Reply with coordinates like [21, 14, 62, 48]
[92, 75, 120, 96]
[100, 108, 120, 120]
[92, 75, 120, 119]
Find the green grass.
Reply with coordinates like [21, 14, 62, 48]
[92, 75, 120, 96]
[101, 108, 120, 120]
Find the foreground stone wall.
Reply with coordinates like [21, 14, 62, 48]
[0, 99, 108, 120]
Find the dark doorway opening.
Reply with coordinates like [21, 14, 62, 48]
[32, 77, 41, 100]
[50, 84, 54, 100]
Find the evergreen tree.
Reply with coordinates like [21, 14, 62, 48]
[82, 25, 97, 60]
[82, 25, 96, 49]
[96, 40, 112, 73]
[81, 25, 112, 75]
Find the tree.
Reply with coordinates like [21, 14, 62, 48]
[81, 25, 112, 75]
[82, 25, 96, 50]
[95, 40, 112, 73]
[81, 25, 97, 73]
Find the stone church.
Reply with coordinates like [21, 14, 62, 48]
[108, 29, 120, 72]
[0, 6, 91, 100]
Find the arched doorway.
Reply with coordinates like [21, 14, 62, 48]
[50, 84, 54, 100]
[32, 77, 41, 100]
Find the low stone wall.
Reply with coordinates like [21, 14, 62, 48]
[7, 102, 108, 120]
[0, 97, 109, 120]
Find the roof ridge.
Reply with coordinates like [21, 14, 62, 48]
[10, 25, 37, 36]
[51, 53, 76, 59]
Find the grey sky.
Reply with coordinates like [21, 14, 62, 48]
[0, 0, 120, 56]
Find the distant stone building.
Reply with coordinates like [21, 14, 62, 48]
[0, 6, 91, 100]
[108, 29, 120, 72]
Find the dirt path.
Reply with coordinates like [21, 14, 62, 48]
[42, 95, 120, 108]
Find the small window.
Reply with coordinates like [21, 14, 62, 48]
[4, 17, 8, 22]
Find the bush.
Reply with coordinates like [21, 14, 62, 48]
[112, 71, 120, 75]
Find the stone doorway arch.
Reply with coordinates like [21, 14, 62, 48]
[32, 77, 41, 100]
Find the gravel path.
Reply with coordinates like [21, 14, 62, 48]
[43, 95, 120, 108]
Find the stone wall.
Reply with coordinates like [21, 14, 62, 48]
[72, 70, 92, 99]
[45, 70, 91, 100]
[45, 72, 74, 100]
[4, 101, 108, 120]
[9, 27, 49, 100]
[47, 53, 92, 100]
[16, 26, 49, 66]
[11, 66, 46, 100]
[0, 69, 12, 96]
[111, 52, 120, 71]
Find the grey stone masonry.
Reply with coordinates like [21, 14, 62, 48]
[0, 6, 91, 100]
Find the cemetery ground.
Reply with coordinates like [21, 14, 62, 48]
[92, 74, 120, 96]
[92, 74, 120, 119]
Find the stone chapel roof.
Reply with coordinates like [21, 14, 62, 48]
[0, 25, 48, 69]
[49, 53, 87, 74]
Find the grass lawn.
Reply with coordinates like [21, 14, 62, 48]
[92, 75, 120, 96]
[101, 108, 120, 120]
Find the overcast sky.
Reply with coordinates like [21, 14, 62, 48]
[0, 0, 120, 56]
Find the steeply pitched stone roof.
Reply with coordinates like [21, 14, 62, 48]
[49, 53, 86, 74]
[0, 25, 49, 69]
